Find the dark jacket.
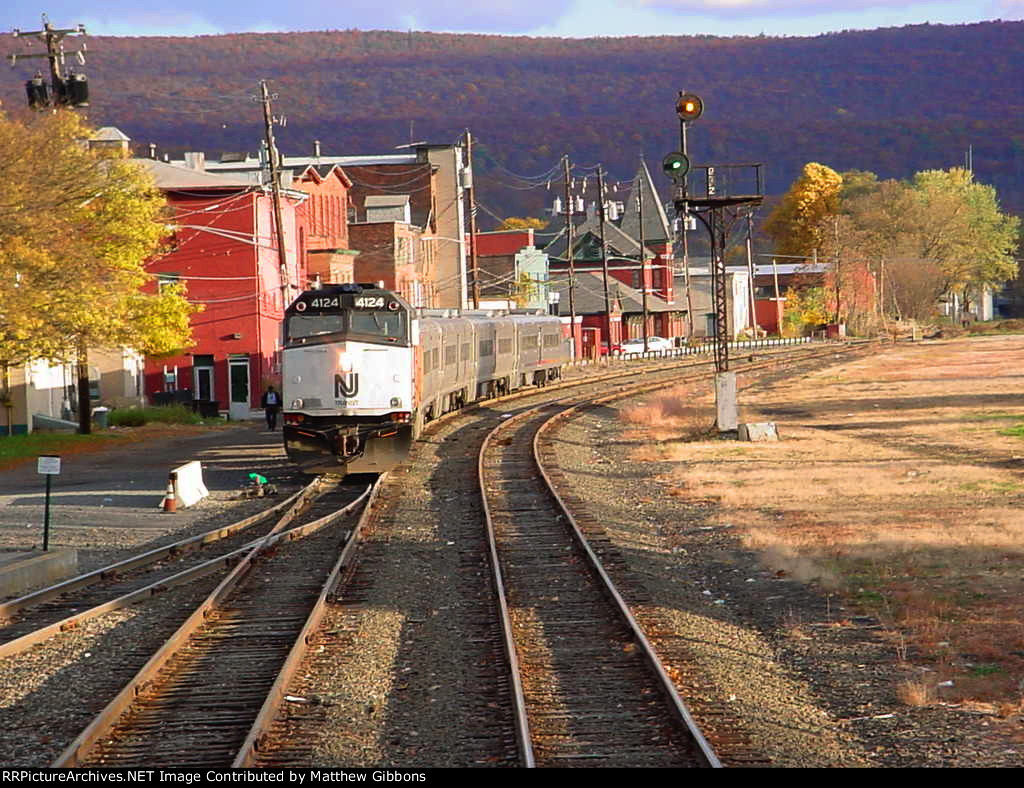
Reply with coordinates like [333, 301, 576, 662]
[261, 389, 281, 409]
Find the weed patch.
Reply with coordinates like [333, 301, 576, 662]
[0, 432, 124, 469]
[108, 405, 205, 427]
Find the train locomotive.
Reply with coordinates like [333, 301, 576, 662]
[282, 283, 571, 475]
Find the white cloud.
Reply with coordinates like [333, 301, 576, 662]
[991, 0, 1024, 16]
[637, 0, 925, 10]
[78, 12, 223, 37]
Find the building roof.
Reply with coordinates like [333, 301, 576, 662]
[133, 159, 256, 190]
[753, 262, 830, 276]
[201, 153, 420, 173]
[92, 126, 131, 142]
[476, 229, 534, 256]
[618, 160, 673, 245]
[549, 271, 682, 317]
[543, 214, 655, 262]
[365, 195, 411, 208]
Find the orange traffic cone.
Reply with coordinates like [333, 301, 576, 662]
[162, 474, 177, 514]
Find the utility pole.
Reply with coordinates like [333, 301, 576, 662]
[637, 168, 649, 352]
[464, 129, 481, 309]
[8, 14, 89, 109]
[562, 155, 577, 359]
[597, 166, 614, 357]
[258, 80, 292, 309]
[745, 209, 758, 336]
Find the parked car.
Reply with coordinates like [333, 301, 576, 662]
[617, 336, 673, 354]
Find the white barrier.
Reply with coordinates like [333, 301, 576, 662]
[170, 460, 209, 509]
[738, 422, 780, 442]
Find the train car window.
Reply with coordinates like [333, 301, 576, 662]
[444, 346, 456, 366]
[479, 339, 494, 357]
[423, 349, 433, 374]
[461, 343, 471, 361]
[498, 338, 514, 355]
[543, 333, 559, 347]
[431, 348, 439, 371]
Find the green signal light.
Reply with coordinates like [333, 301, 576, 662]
[661, 151, 690, 181]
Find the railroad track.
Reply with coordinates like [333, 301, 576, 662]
[0, 481, 325, 660]
[480, 399, 719, 768]
[53, 477, 379, 768]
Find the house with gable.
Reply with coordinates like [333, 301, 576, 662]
[543, 161, 687, 348]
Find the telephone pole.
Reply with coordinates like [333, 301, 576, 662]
[562, 155, 578, 359]
[745, 209, 758, 335]
[597, 166, 614, 356]
[258, 80, 292, 308]
[8, 14, 89, 109]
[637, 167, 650, 352]
[464, 130, 481, 309]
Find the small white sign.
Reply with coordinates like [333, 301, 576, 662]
[37, 455, 61, 475]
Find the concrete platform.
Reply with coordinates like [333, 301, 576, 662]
[0, 548, 78, 599]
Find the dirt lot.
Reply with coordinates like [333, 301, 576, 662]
[553, 336, 1024, 766]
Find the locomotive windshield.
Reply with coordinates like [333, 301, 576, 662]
[286, 310, 409, 346]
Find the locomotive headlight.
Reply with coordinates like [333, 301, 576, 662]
[390, 397, 402, 407]
[292, 398, 304, 409]
[338, 352, 354, 373]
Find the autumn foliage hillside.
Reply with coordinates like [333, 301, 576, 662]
[2, 21, 1022, 221]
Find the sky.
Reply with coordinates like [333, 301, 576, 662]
[2, 0, 1021, 39]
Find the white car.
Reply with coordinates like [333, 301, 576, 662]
[619, 336, 674, 354]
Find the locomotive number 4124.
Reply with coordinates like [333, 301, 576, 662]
[354, 296, 385, 308]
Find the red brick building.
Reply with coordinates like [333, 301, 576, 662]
[349, 215, 436, 308]
[136, 158, 307, 419]
[292, 164, 355, 284]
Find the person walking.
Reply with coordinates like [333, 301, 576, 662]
[261, 385, 282, 430]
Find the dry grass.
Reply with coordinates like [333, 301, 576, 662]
[623, 336, 1024, 707]
[897, 678, 936, 707]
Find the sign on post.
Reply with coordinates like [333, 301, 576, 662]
[37, 455, 61, 475]
[37, 455, 61, 551]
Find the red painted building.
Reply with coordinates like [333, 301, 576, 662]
[137, 159, 307, 419]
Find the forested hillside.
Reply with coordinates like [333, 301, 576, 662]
[3, 21, 1022, 222]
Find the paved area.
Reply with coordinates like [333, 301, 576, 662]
[0, 425, 296, 545]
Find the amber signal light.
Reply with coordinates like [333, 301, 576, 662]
[676, 92, 704, 122]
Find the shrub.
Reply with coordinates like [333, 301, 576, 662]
[108, 405, 203, 427]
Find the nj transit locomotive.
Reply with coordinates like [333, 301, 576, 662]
[282, 283, 571, 475]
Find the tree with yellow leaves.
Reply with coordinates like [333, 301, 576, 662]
[763, 162, 843, 258]
[0, 111, 197, 433]
[500, 216, 547, 231]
